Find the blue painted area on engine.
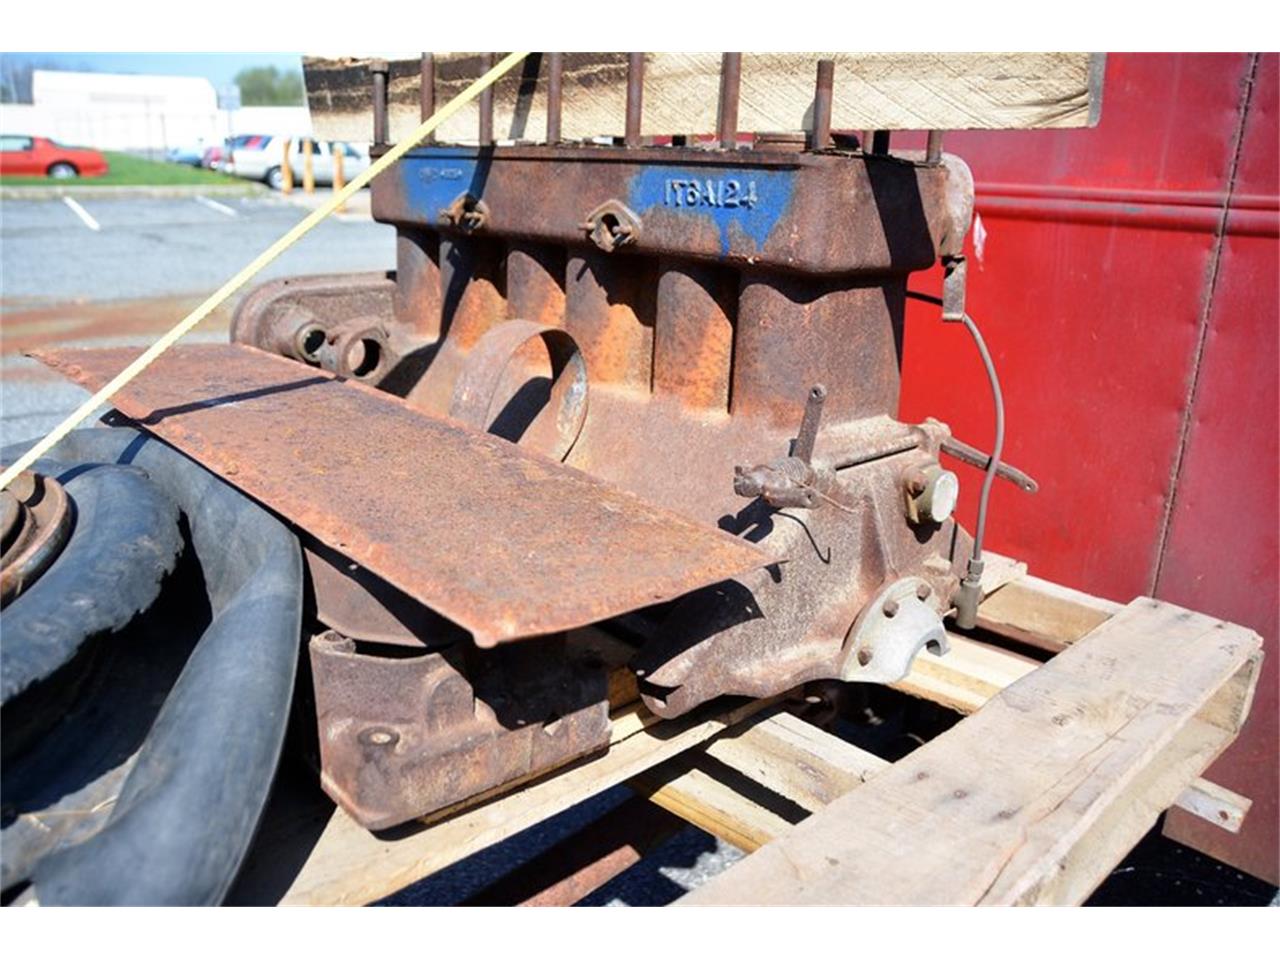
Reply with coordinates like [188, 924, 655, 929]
[398, 151, 486, 217]
[626, 165, 796, 254]
[394, 150, 796, 256]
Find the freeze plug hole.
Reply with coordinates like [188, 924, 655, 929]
[301, 328, 326, 359]
[347, 338, 382, 378]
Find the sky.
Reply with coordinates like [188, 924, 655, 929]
[8, 53, 303, 89]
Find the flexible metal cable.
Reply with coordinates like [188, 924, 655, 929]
[903, 291, 1005, 564]
[959, 312, 1003, 561]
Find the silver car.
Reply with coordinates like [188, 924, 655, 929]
[224, 136, 370, 190]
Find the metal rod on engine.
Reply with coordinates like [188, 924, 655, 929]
[926, 130, 944, 163]
[479, 53, 495, 146]
[547, 52, 564, 142]
[625, 53, 644, 147]
[718, 53, 742, 150]
[420, 54, 436, 139]
[812, 59, 834, 151]
[370, 59, 390, 146]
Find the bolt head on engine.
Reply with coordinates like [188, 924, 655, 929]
[904, 463, 959, 525]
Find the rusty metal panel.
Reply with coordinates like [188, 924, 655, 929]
[34, 343, 771, 647]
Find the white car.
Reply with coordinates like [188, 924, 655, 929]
[224, 136, 370, 190]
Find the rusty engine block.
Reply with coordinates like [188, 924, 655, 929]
[228, 55, 1007, 830]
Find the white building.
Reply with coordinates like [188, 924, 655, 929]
[31, 70, 218, 154]
[1, 70, 313, 156]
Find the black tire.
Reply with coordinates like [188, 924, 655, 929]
[47, 162, 78, 179]
[0, 465, 183, 708]
[265, 166, 284, 191]
[1, 427, 303, 905]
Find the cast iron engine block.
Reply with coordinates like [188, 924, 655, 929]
[233, 134, 983, 829]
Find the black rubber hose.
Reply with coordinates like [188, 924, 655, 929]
[1, 427, 303, 905]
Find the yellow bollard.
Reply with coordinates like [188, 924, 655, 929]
[302, 138, 315, 194]
[281, 137, 293, 194]
[332, 143, 346, 213]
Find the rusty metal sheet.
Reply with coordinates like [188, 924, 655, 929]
[34, 343, 772, 647]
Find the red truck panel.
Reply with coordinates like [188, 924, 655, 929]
[1157, 52, 1278, 885]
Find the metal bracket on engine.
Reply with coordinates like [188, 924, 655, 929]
[840, 576, 949, 684]
[732, 383, 835, 510]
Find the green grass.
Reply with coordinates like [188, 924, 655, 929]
[0, 151, 249, 187]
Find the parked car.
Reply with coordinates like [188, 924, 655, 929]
[201, 144, 224, 170]
[0, 135, 108, 179]
[201, 134, 249, 171]
[205, 134, 267, 172]
[206, 134, 263, 171]
[223, 136, 370, 190]
[165, 144, 206, 167]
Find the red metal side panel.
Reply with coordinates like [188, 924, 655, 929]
[900, 53, 1253, 599]
[1158, 53, 1279, 885]
[898, 53, 1278, 881]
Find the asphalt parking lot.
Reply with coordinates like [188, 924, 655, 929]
[0, 191, 394, 447]
[1, 192, 391, 305]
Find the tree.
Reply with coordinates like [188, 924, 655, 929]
[233, 66, 305, 107]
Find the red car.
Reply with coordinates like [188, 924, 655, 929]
[0, 135, 109, 179]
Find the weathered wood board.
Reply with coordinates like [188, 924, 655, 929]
[975, 573, 1123, 652]
[303, 52, 1105, 144]
[682, 598, 1263, 905]
[634, 711, 885, 853]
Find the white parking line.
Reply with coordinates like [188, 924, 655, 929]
[62, 196, 101, 232]
[194, 195, 239, 217]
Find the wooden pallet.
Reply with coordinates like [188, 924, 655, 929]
[229, 556, 1261, 906]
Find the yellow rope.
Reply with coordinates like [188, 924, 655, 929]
[0, 52, 531, 491]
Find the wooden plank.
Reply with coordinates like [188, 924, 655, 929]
[229, 696, 775, 905]
[893, 632, 1040, 713]
[656, 701, 1246, 853]
[977, 550, 1028, 595]
[635, 759, 796, 853]
[632, 711, 890, 852]
[682, 599, 1263, 905]
[704, 710, 884, 809]
[893, 593, 1248, 834]
[303, 53, 1105, 144]
[1173, 778, 1253, 835]
[975, 574, 1123, 652]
